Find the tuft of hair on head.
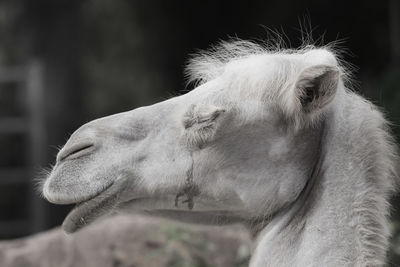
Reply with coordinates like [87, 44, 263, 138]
[184, 29, 355, 89]
[184, 39, 266, 88]
[184, 30, 355, 132]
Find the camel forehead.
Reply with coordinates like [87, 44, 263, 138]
[223, 55, 292, 90]
[185, 48, 340, 117]
[184, 56, 291, 110]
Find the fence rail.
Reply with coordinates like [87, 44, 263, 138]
[0, 60, 46, 237]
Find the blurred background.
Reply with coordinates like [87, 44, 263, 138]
[0, 0, 399, 265]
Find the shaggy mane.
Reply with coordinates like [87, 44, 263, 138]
[346, 95, 399, 265]
[185, 37, 355, 88]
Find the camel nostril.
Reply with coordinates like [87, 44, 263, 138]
[57, 143, 95, 162]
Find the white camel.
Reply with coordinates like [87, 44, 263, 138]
[41, 39, 398, 266]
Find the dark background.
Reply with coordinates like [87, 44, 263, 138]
[0, 0, 399, 265]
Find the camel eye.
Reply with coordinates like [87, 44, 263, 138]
[182, 104, 226, 149]
[183, 105, 225, 129]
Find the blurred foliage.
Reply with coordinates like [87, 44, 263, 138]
[0, 82, 25, 116]
[0, 135, 26, 167]
[81, 0, 173, 117]
[363, 67, 400, 139]
[0, 184, 28, 221]
[0, 1, 26, 65]
[156, 225, 250, 267]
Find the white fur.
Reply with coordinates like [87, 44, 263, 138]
[42, 39, 398, 266]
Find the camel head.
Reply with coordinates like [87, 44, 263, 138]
[42, 41, 341, 233]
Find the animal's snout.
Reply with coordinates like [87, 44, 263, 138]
[57, 120, 100, 162]
[44, 123, 109, 204]
[56, 123, 99, 163]
[57, 142, 95, 162]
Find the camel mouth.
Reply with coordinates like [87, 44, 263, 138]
[62, 176, 128, 234]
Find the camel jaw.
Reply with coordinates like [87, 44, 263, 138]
[62, 176, 129, 233]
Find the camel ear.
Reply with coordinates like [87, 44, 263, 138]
[182, 104, 226, 149]
[295, 65, 339, 112]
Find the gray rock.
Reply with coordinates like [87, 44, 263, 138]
[0, 214, 252, 267]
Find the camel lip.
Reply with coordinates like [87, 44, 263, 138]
[43, 173, 115, 205]
[62, 176, 129, 234]
[62, 181, 117, 233]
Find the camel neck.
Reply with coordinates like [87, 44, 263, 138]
[250, 95, 394, 266]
